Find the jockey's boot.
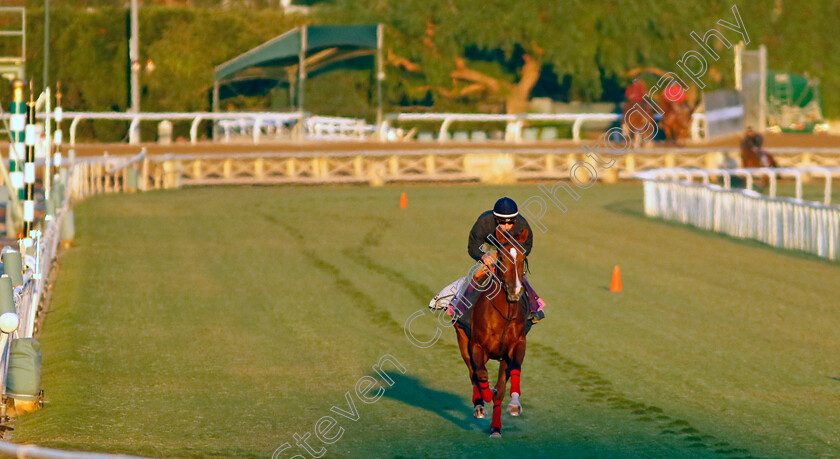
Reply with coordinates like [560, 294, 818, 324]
[528, 310, 546, 324]
[523, 277, 546, 324]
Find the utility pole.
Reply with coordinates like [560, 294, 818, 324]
[43, 0, 49, 89]
[129, 0, 140, 114]
[129, 0, 140, 143]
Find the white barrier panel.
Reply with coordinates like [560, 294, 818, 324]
[640, 176, 840, 260]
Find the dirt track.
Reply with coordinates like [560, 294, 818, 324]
[2, 132, 839, 157]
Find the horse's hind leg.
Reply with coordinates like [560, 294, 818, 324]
[455, 324, 485, 418]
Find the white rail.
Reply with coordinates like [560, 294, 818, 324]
[0, 106, 738, 146]
[385, 108, 737, 142]
[0, 441, 147, 458]
[637, 168, 840, 260]
[384, 112, 617, 142]
[641, 167, 840, 205]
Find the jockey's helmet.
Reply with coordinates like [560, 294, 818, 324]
[493, 197, 518, 223]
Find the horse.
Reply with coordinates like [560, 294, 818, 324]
[453, 226, 530, 438]
[740, 144, 778, 169]
[659, 98, 694, 144]
[740, 143, 778, 188]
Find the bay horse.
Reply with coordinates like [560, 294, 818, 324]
[657, 81, 696, 144]
[660, 98, 694, 144]
[741, 144, 778, 169]
[454, 226, 529, 438]
[740, 143, 778, 188]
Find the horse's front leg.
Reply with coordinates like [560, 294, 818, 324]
[506, 338, 526, 416]
[455, 324, 485, 418]
[471, 344, 494, 404]
[490, 360, 508, 438]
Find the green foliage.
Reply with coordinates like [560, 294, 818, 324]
[316, 0, 840, 117]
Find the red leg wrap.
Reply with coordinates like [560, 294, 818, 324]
[479, 381, 493, 403]
[510, 369, 521, 396]
[472, 384, 481, 404]
[491, 401, 502, 430]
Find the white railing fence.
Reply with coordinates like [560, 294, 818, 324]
[637, 168, 840, 260]
[642, 166, 840, 205]
[0, 106, 745, 146]
[57, 149, 840, 192]
[1, 112, 380, 146]
[384, 106, 741, 142]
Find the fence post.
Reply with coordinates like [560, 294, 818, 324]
[193, 160, 202, 181]
[125, 168, 139, 193]
[141, 157, 149, 191]
[286, 158, 296, 179]
[425, 155, 435, 175]
[223, 159, 232, 180]
[354, 156, 363, 178]
[255, 158, 264, 180]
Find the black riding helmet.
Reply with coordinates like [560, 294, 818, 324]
[493, 197, 518, 223]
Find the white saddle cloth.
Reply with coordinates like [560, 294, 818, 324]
[429, 277, 467, 310]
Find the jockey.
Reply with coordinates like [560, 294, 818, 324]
[430, 197, 546, 324]
[741, 126, 770, 167]
[741, 126, 764, 151]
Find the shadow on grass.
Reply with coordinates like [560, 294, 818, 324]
[377, 372, 480, 432]
[603, 198, 840, 267]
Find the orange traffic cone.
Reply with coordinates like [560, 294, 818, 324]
[610, 265, 622, 292]
[399, 192, 408, 209]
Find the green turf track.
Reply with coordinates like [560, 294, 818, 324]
[10, 183, 840, 458]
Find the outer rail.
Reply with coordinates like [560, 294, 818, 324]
[636, 168, 840, 260]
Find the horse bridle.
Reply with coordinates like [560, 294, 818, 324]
[488, 243, 526, 322]
[484, 242, 527, 356]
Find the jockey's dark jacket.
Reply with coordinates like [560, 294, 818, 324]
[741, 132, 763, 151]
[467, 210, 534, 261]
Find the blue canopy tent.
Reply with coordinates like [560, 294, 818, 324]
[213, 24, 385, 130]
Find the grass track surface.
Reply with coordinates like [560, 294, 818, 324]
[11, 183, 840, 458]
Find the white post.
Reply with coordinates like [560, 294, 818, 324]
[129, 116, 141, 144]
[439, 117, 453, 143]
[572, 118, 584, 142]
[44, 88, 51, 205]
[69, 116, 80, 146]
[190, 115, 203, 144]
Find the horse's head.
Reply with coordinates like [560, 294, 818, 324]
[494, 226, 529, 303]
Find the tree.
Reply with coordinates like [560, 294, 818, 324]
[315, 0, 744, 115]
[318, 0, 613, 114]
